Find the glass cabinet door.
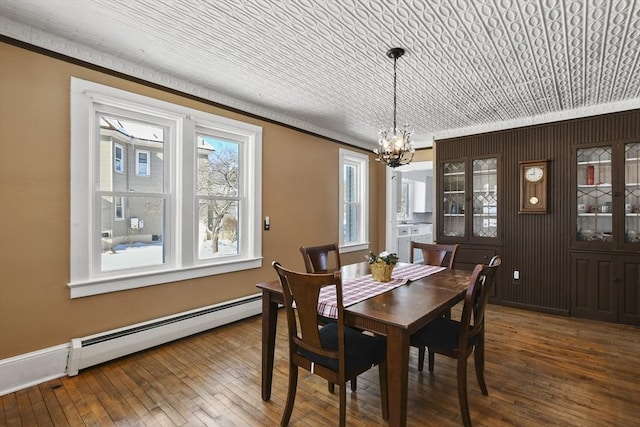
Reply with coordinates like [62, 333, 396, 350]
[472, 158, 498, 238]
[625, 142, 640, 244]
[576, 146, 613, 242]
[442, 161, 465, 237]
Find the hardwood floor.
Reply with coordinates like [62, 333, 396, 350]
[2, 304, 639, 426]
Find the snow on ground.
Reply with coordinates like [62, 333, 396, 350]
[102, 240, 237, 271]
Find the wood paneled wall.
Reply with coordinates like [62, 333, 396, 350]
[436, 110, 640, 314]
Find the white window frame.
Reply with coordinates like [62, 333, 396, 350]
[338, 148, 369, 253]
[135, 149, 150, 176]
[114, 143, 124, 173]
[70, 78, 262, 298]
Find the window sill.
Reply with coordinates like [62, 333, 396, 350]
[339, 242, 370, 253]
[68, 257, 263, 298]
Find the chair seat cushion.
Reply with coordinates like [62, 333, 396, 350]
[300, 323, 386, 373]
[410, 317, 477, 350]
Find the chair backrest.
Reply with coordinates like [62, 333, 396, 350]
[458, 256, 501, 349]
[272, 261, 345, 365]
[299, 243, 341, 273]
[410, 242, 460, 269]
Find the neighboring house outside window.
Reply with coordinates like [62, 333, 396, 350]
[70, 78, 263, 298]
[338, 148, 369, 253]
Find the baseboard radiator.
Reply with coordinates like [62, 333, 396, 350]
[67, 294, 262, 376]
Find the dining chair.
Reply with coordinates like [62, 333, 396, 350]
[299, 243, 341, 273]
[272, 261, 388, 427]
[410, 255, 501, 427]
[410, 242, 461, 324]
[409, 241, 460, 269]
[299, 242, 358, 392]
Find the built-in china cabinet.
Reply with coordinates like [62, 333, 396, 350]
[437, 156, 501, 275]
[435, 110, 639, 325]
[571, 140, 640, 325]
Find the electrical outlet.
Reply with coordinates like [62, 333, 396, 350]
[512, 270, 520, 285]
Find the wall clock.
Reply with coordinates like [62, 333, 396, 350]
[519, 160, 549, 214]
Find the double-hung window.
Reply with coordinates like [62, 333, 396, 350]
[70, 78, 262, 298]
[114, 143, 124, 173]
[338, 148, 369, 252]
[135, 150, 150, 176]
[114, 197, 124, 221]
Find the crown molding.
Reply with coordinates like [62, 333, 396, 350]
[0, 18, 372, 150]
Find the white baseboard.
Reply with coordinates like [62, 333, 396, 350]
[0, 295, 262, 396]
[0, 344, 69, 396]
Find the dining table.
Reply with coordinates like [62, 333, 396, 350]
[256, 261, 473, 427]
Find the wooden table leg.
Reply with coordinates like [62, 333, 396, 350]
[261, 289, 279, 401]
[386, 326, 409, 427]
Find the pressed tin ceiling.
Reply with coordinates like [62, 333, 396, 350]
[1, 0, 639, 149]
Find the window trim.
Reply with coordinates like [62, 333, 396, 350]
[70, 77, 262, 298]
[338, 148, 369, 253]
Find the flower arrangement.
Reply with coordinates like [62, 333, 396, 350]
[366, 251, 399, 265]
[366, 251, 398, 282]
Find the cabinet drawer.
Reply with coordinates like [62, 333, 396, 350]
[455, 248, 496, 270]
[418, 224, 432, 234]
[410, 226, 420, 235]
[398, 227, 410, 236]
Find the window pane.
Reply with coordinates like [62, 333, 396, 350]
[100, 196, 165, 271]
[344, 164, 356, 202]
[624, 142, 639, 242]
[197, 135, 239, 197]
[99, 116, 163, 192]
[198, 200, 239, 259]
[576, 146, 613, 240]
[472, 158, 498, 238]
[344, 203, 358, 242]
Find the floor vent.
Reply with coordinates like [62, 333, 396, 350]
[67, 294, 261, 375]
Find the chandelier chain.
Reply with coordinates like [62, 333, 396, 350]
[393, 54, 397, 133]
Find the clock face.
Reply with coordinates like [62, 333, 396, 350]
[525, 166, 544, 182]
[529, 196, 539, 205]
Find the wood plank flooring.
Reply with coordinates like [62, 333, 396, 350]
[2, 304, 639, 426]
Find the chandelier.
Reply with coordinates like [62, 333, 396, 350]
[375, 47, 414, 168]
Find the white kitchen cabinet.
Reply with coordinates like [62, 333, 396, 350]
[397, 227, 411, 262]
[412, 176, 433, 213]
[397, 224, 433, 263]
[413, 181, 426, 212]
[397, 235, 411, 263]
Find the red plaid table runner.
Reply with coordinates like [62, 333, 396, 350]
[317, 264, 447, 319]
[391, 264, 446, 281]
[317, 276, 408, 319]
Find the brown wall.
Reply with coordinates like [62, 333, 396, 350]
[0, 42, 385, 358]
[436, 111, 640, 314]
